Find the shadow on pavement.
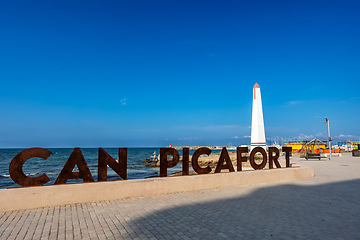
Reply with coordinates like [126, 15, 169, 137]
[124, 179, 360, 239]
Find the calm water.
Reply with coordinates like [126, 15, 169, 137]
[0, 148, 190, 189]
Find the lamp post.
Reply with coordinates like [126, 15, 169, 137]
[324, 118, 332, 160]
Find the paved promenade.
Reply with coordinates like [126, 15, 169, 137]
[1, 153, 360, 239]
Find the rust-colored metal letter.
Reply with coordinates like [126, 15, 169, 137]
[160, 148, 180, 177]
[9, 148, 52, 187]
[249, 147, 267, 170]
[55, 148, 94, 184]
[215, 147, 235, 173]
[98, 148, 127, 181]
[269, 147, 281, 169]
[282, 147, 292, 167]
[182, 148, 189, 175]
[236, 147, 248, 171]
[191, 147, 212, 174]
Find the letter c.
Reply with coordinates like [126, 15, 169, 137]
[192, 147, 212, 174]
[9, 148, 52, 187]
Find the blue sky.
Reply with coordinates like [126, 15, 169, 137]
[1, 0, 359, 148]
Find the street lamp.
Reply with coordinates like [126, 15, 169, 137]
[324, 118, 332, 160]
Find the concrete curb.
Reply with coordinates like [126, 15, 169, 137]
[0, 166, 314, 212]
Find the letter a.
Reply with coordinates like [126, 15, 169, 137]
[55, 148, 94, 184]
[215, 147, 235, 173]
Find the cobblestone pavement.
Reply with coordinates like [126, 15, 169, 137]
[1, 153, 360, 239]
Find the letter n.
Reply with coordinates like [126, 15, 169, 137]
[55, 148, 94, 184]
[215, 147, 235, 173]
[98, 148, 127, 181]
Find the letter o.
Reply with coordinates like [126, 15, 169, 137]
[250, 147, 267, 170]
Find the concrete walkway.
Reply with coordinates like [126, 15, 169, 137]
[1, 153, 359, 239]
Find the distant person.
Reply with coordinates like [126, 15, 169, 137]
[152, 151, 157, 162]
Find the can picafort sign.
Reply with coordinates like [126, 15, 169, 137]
[9, 146, 292, 188]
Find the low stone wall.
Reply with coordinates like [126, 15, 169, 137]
[0, 166, 314, 212]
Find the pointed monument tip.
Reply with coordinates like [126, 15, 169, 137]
[254, 83, 260, 88]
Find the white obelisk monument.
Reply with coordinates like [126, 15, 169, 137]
[251, 83, 266, 150]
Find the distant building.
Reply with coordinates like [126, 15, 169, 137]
[284, 139, 343, 153]
[347, 140, 360, 150]
[284, 140, 326, 153]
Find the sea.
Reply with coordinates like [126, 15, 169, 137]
[0, 148, 196, 189]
